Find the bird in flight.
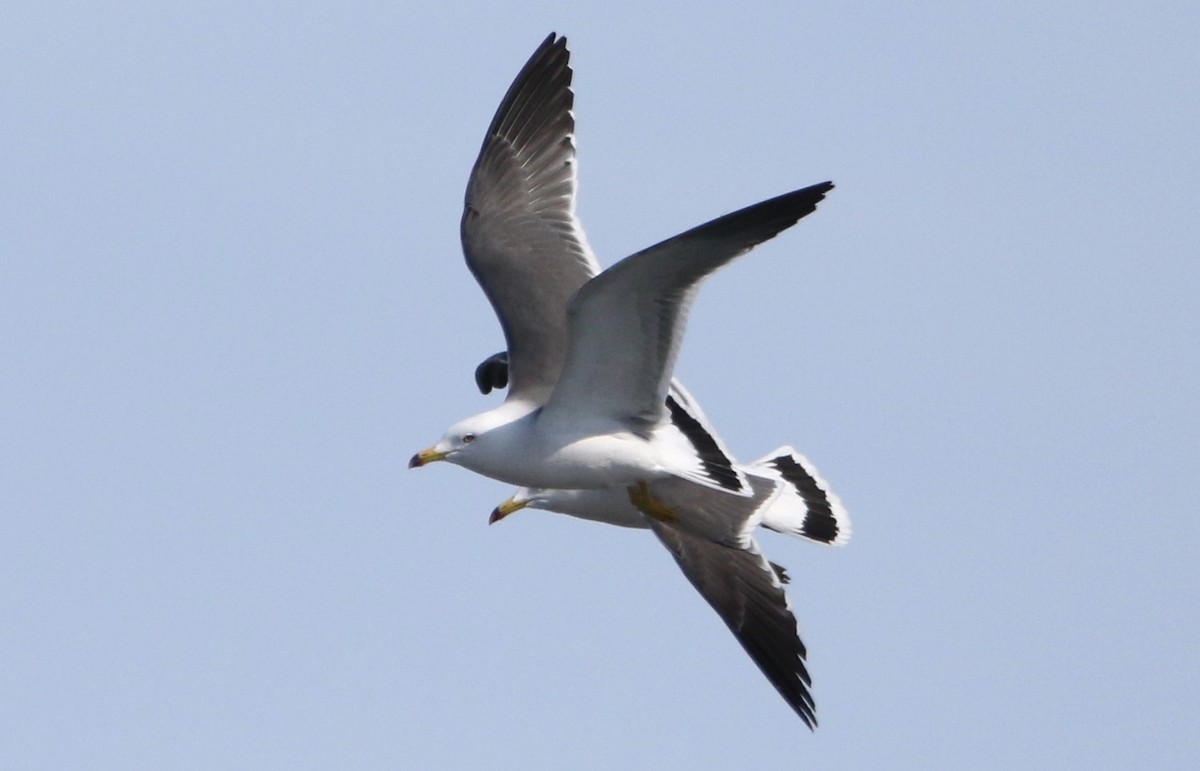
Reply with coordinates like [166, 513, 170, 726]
[410, 34, 847, 728]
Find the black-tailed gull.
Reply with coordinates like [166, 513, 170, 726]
[484, 369, 851, 728]
[408, 33, 844, 727]
[409, 34, 832, 499]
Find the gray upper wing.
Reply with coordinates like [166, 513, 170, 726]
[461, 33, 599, 404]
[543, 182, 833, 429]
[648, 515, 817, 728]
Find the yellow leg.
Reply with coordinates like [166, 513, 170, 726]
[628, 481, 677, 523]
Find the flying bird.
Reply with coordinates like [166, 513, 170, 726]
[410, 33, 844, 727]
[476, 356, 849, 728]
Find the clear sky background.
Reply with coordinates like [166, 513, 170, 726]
[3, 2, 1198, 769]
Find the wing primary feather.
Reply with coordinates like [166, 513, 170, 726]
[648, 520, 817, 729]
[665, 393, 743, 493]
[461, 34, 598, 404]
[547, 181, 834, 428]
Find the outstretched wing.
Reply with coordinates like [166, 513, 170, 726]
[462, 33, 599, 404]
[648, 518, 817, 728]
[543, 182, 833, 429]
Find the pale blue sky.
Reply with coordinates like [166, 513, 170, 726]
[3, 2, 1198, 768]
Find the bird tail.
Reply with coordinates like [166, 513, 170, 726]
[749, 446, 851, 546]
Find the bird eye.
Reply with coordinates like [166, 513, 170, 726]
[462, 433, 476, 444]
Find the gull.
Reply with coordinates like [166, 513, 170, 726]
[477, 358, 850, 547]
[479, 359, 851, 728]
[409, 33, 842, 726]
[493, 444, 849, 541]
[409, 34, 832, 498]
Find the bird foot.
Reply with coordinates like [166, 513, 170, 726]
[628, 481, 677, 523]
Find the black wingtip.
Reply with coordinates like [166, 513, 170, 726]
[747, 179, 835, 239]
[481, 33, 574, 144]
[474, 351, 510, 395]
[536, 32, 563, 50]
[655, 179, 835, 263]
[536, 32, 568, 57]
[647, 521, 819, 729]
[786, 180, 835, 209]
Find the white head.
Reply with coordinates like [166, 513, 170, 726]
[488, 485, 649, 530]
[409, 403, 532, 474]
[487, 486, 555, 524]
